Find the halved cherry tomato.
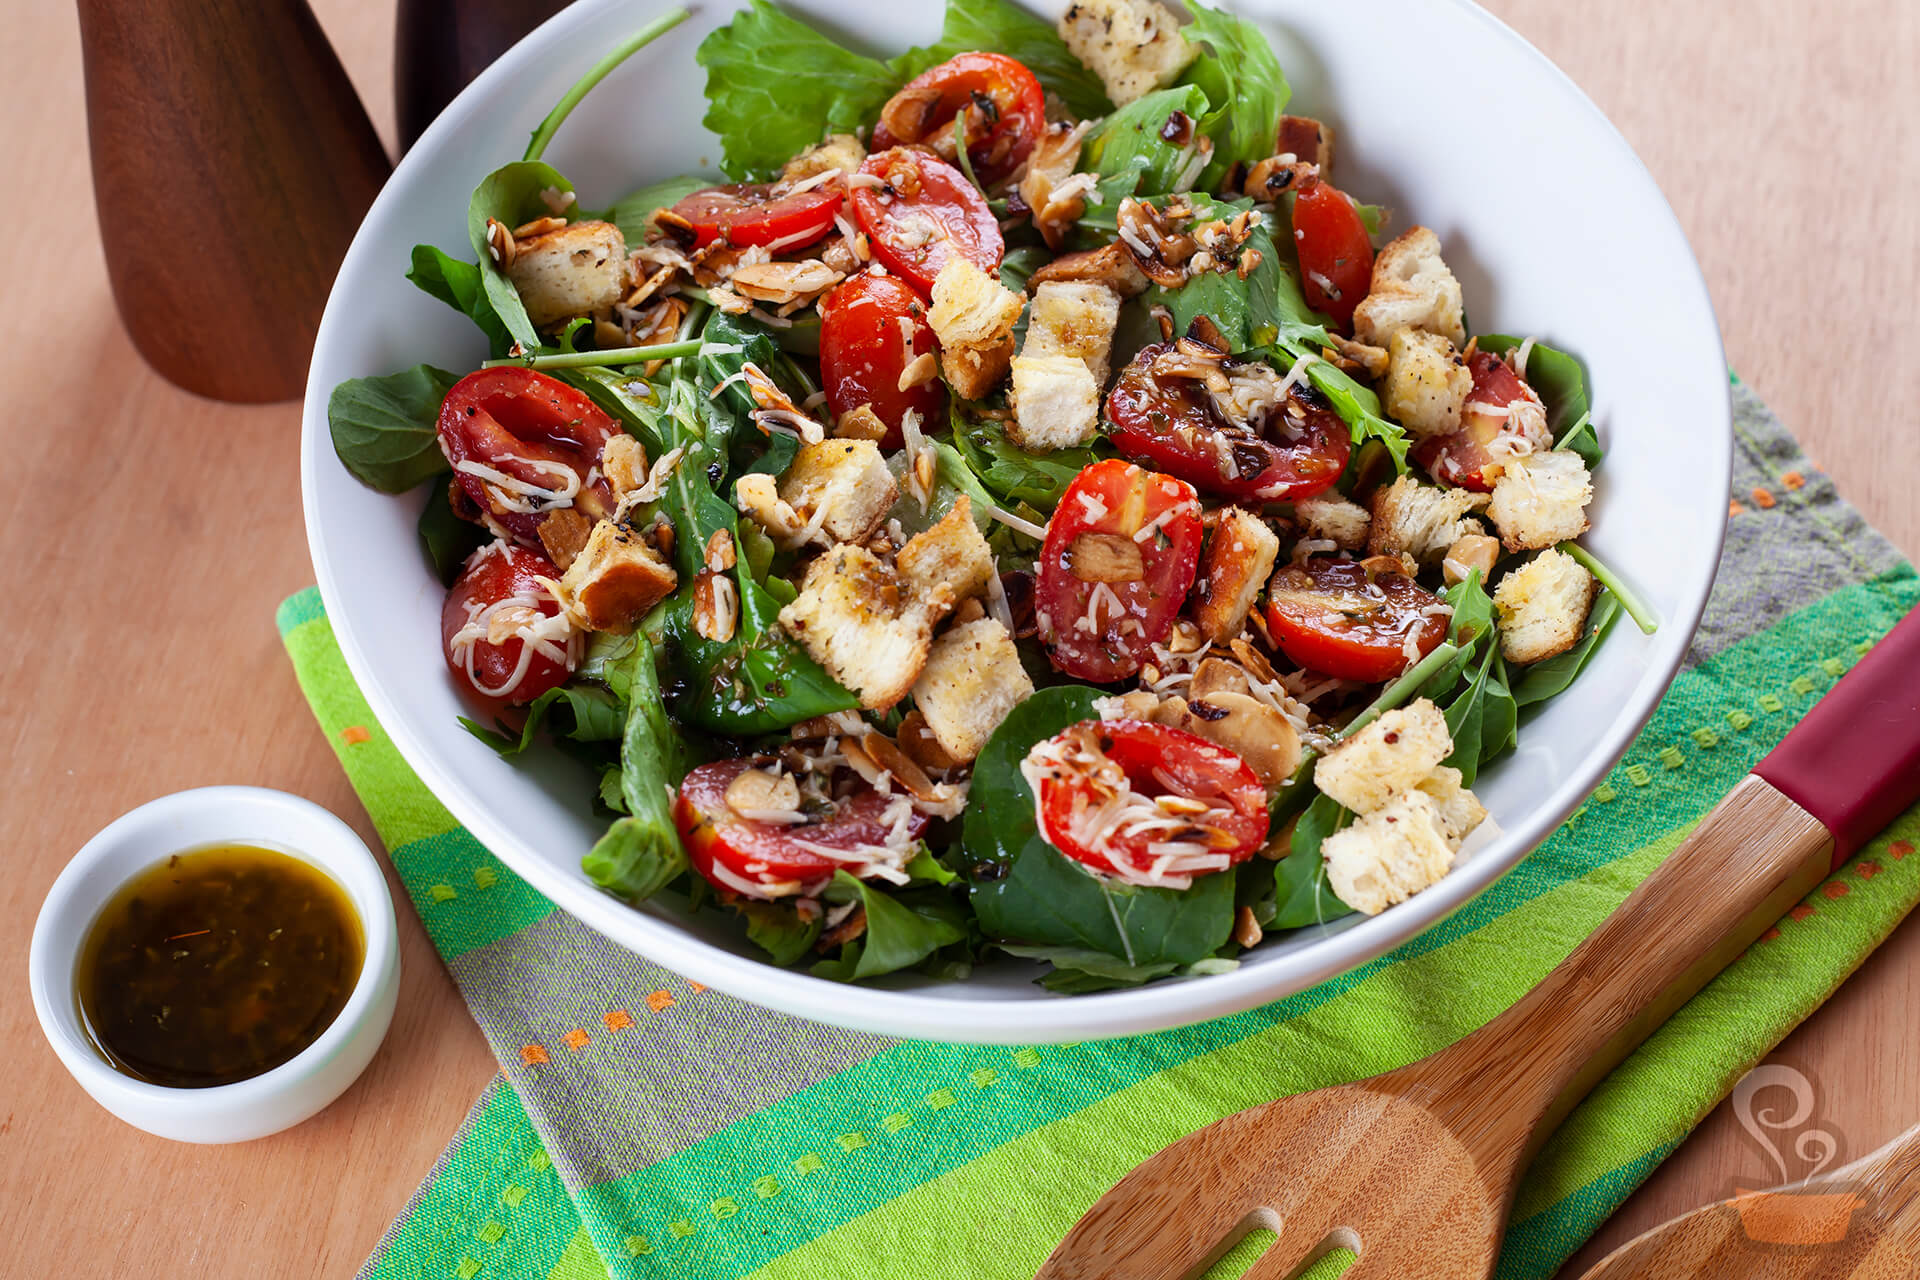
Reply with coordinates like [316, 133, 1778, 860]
[817, 271, 945, 449]
[675, 758, 930, 898]
[437, 367, 619, 546]
[1292, 178, 1375, 330]
[440, 542, 576, 705]
[850, 147, 1003, 297]
[1026, 719, 1269, 885]
[1037, 459, 1204, 683]
[871, 52, 1045, 188]
[1265, 555, 1449, 682]
[1106, 342, 1351, 503]
[1413, 350, 1550, 491]
[665, 182, 843, 250]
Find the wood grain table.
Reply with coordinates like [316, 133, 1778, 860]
[3, 2, 1914, 1277]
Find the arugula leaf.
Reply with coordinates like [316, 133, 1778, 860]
[1270, 791, 1356, 930]
[1174, 0, 1288, 191]
[813, 872, 968, 981]
[949, 407, 1111, 509]
[609, 173, 709, 246]
[1082, 84, 1213, 198]
[738, 899, 825, 966]
[417, 475, 486, 584]
[581, 636, 694, 901]
[328, 363, 459, 493]
[896, 0, 1114, 120]
[1438, 640, 1502, 785]
[1512, 590, 1623, 707]
[467, 160, 580, 352]
[1478, 335, 1598, 467]
[460, 682, 626, 757]
[999, 244, 1051, 293]
[1416, 570, 1497, 699]
[407, 245, 515, 355]
[1151, 196, 1284, 351]
[522, 10, 690, 163]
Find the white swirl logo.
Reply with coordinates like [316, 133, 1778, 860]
[1732, 1064, 1841, 1185]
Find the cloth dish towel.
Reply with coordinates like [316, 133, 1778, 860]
[278, 376, 1920, 1280]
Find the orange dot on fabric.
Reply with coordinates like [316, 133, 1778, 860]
[1822, 882, 1850, 899]
[1858, 861, 1881, 880]
[1891, 840, 1913, 861]
[1760, 927, 1781, 943]
[1781, 471, 1806, 491]
[646, 990, 675, 1012]
[340, 725, 371, 745]
[1750, 487, 1776, 509]
[1728, 499, 1746, 517]
[562, 1028, 591, 1050]
[1790, 905, 1816, 922]
[521, 1043, 549, 1065]
[604, 1009, 634, 1032]
[686, 981, 707, 993]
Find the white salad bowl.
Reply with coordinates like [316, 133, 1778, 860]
[301, 0, 1729, 1042]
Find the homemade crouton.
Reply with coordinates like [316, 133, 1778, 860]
[1193, 507, 1281, 644]
[898, 496, 994, 607]
[556, 520, 677, 633]
[910, 618, 1035, 762]
[778, 439, 897, 544]
[780, 133, 865, 184]
[1158, 691, 1301, 788]
[1415, 766, 1488, 845]
[1027, 242, 1150, 298]
[1024, 281, 1121, 386]
[1009, 355, 1101, 451]
[1277, 115, 1334, 171]
[1294, 493, 1371, 552]
[536, 508, 593, 572]
[1058, 0, 1196, 106]
[1494, 547, 1597, 665]
[778, 545, 931, 709]
[1488, 450, 1593, 553]
[929, 258, 1024, 399]
[1384, 329, 1471, 438]
[504, 219, 628, 330]
[1441, 532, 1501, 587]
[600, 433, 648, 499]
[1313, 699, 1452, 815]
[734, 472, 812, 546]
[1368, 475, 1487, 565]
[1351, 227, 1466, 348]
[1322, 789, 1458, 916]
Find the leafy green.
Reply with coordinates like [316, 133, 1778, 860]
[1441, 639, 1517, 786]
[581, 636, 695, 901]
[1478, 335, 1599, 468]
[522, 10, 690, 163]
[417, 475, 486, 584]
[738, 899, 825, 966]
[896, 0, 1114, 120]
[699, 310, 805, 478]
[461, 683, 626, 757]
[407, 245, 514, 355]
[467, 160, 580, 352]
[328, 363, 460, 493]
[1082, 84, 1213, 198]
[1270, 792, 1354, 930]
[1560, 542, 1659, 635]
[1416, 570, 1497, 699]
[1174, 0, 1289, 191]
[1512, 590, 1624, 707]
[949, 408, 1111, 509]
[609, 174, 709, 245]
[996, 944, 1178, 993]
[1151, 196, 1285, 351]
[813, 872, 968, 981]
[999, 244, 1051, 294]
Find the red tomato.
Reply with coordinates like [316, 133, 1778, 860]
[437, 368, 619, 546]
[1106, 342, 1351, 503]
[817, 271, 945, 448]
[1037, 459, 1204, 683]
[871, 52, 1046, 188]
[1293, 178, 1375, 330]
[665, 182, 843, 250]
[674, 758, 930, 898]
[1026, 720, 1269, 885]
[1413, 351, 1549, 491]
[850, 147, 1003, 297]
[1265, 556, 1449, 682]
[440, 542, 576, 705]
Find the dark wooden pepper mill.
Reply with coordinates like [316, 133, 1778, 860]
[78, 0, 392, 403]
[395, 0, 571, 152]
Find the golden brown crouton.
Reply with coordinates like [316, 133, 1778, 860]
[1294, 493, 1372, 552]
[1487, 450, 1594, 553]
[1058, 0, 1196, 106]
[1384, 328, 1472, 438]
[1322, 789, 1458, 916]
[556, 520, 677, 633]
[600, 433, 648, 499]
[505, 219, 629, 330]
[1313, 699, 1453, 815]
[777, 545, 930, 710]
[1027, 242, 1151, 298]
[779, 439, 898, 544]
[1009, 355, 1101, 452]
[1368, 475, 1487, 565]
[536, 508, 594, 572]
[1193, 506, 1282, 644]
[780, 134, 865, 185]
[1415, 765, 1488, 845]
[1024, 281, 1122, 387]
[910, 618, 1035, 763]
[1494, 547, 1597, 665]
[898, 496, 994, 608]
[929, 257, 1024, 399]
[1351, 227, 1466, 349]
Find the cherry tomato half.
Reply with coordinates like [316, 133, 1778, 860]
[818, 271, 945, 449]
[665, 182, 843, 251]
[440, 542, 576, 705]
[437, 367, 619, 546]
[1265, 555, 1449, 683]
[1292, 178, 1375, 330]
[1106, 342, 1351, 503]
[1037, 459, 1204, 683]
[1026, 719, 1269, 885]
[850, 147, 1003, 297]
[871, 52, 1046, 188]
[1413, 350, 1550, 491]
[675, 758, 930, 898]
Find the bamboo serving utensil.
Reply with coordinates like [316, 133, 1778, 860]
[1037, 607, 1920, 1280]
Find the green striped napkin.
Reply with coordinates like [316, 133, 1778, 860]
[283, 378, 1919, 1280]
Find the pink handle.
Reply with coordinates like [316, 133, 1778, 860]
[1754, 605, 1920, 868]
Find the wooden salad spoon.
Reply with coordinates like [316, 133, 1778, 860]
[1574, 1119, 1920, 1278]
[1037, 607, 1920, 1280]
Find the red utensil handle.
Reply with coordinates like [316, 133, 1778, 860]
[1754, 604, 1920, 868]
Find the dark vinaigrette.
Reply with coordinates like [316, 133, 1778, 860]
[77, 844, 364, 1087]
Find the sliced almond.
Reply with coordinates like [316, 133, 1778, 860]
[861, 732, 940, 804]
[724, 767, 801, 818]
[835, 403, 889, 441]
[730, 260, 845, 306]
[1234, 905, 1264, 949]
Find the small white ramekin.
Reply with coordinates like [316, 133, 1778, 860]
[28, 786, 400, 1143]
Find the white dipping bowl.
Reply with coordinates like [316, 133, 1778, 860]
[28, 787, 400, 1143]
[301, 0, 1729, 1042]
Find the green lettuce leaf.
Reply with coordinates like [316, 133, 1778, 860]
[461, 683, 627, 758]
[406, 245, 514, 355]
[1174, 0, 1288, 190]
[327, 363, 460, 493]
[1512, 590, 1623, 707]
[948, 408, 1112, 509]
[608, 173, 710, 245]
[580, 635, 695, 901]
[1270, 791, 1355, 930]
[417, 475, 487, 584]
[813, 871, 969, 981]
[1082, 84, 1213, 198]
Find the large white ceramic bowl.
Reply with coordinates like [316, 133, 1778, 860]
[302, 0, 1729, 1043]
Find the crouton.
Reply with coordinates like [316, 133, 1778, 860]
[780, 133, 865, 185]
[1414, 766, 1488, 845]
[1488, 449, 1593, 553]
[1193, 507, 1282, 644]
[1294, 493, 1371, 552]
[898, 496, 994, 607]
[1027, 242, 1150, 298]
[505, 219, 628, 330]
[536, 507, 593, 572]
[1494, 547, 1597, 665]
[1024, 281, 1121, 386]
[1313, 699, 1452, 815]
[556, 520, 677, 633]
[779, 439, 897, 544]
[1384, 329, 1472, 438]
[1158, 691, 1301, 788]
[911, 618, 1035, 763]
[1368, 475, 1487, 565]
[1351, 227, 1466, 349]
[1009, 355, 1101, 451]
[734, 472, 811, 545]
[778, 545, 930, 709]
[1058, 0, 1196, 106]
[600, 433, 648, 499]
[929, 257, 1024, 399]
[1322, 789, 1458, 916]
[1277, 115, 1334, 171]
[1442, 532, 1501, 587]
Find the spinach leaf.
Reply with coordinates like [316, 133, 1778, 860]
[1416, 570, 1497, 699]
[328, 363, 459, 493]
[949, 408, 1110, 510]
[407, 244, 515, 355]
[1082, 84, 1213, 198]
[813, 871, 968, 981]
[460, 682, 626, 757]
[1477, 335, 1599, 467]
[1512, 590, 1623, 707]
[997, 944, 1179, 993]
[581, 636, 694, 901]
[609, 174, 709, 246]
[966, 687, 1238, 968]
[1174, 0, 1288, 191]
[700, 310, 806, 479]
[897, 0, 1114, 121]
[738, 899, 825, 967]
[418, 475, 486, 584]
[999, 244, 1051, 293]
[1270, 791, 1355, 930]
[467, 160, 580, 352]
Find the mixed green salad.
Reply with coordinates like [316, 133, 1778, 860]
[329, 0, 1654, 992]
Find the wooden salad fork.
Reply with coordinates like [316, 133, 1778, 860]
[1037, 607, 1920, 1280]
[1574, 1119, 1920, 1278]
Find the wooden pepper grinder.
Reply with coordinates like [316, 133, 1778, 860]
[78, 0, 391, 403]
[395, 0, 571, 152]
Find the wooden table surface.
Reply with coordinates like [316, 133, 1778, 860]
[3, 2, 1914, 1276]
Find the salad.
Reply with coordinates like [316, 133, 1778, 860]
[329, 0, 1656, 992]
